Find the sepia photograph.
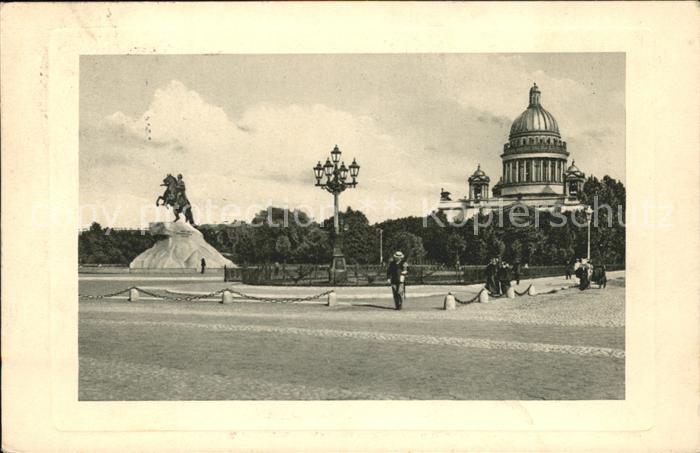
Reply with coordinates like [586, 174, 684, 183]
[78, 53, 626, 401]
[2, 3, 698, 452]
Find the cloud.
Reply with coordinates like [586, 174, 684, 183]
[80, 80, 439, 227]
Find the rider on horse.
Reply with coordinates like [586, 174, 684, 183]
[156, 173, 196, 225]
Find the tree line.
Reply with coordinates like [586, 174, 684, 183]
[79, 175, 625, 267]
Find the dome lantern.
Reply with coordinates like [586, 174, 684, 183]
[529, 83, 541, 107]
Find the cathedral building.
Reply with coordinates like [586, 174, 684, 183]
[438, 83, 587, 221]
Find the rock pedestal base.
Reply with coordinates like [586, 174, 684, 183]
[129, 222, 235, 270]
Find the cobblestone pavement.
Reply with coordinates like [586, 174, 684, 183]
[83, 318, 624, 359]
[80, 357, 406, 400]
[82, 279, 625, 328]
[80, 274, 625, 400]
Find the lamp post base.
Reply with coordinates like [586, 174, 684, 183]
[330, 253, 347, 284]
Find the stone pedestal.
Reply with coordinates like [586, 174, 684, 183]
[329, 238, 347, 284]
[130, 222, 235, 270]
[327, 291, 337, 307]
[330, 254, 347, 284]
[443, 293, 456, 310]
[221, 290, 234, 304]
[479, 288, 489, 303]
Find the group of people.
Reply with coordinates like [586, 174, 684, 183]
[385, 251, 607, 310]
[484, 258, 522, 296]
[569, 258, 607, 290]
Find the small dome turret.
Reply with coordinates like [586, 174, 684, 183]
[468, 164, 490, 183]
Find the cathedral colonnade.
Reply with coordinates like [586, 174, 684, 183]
[502, 156, 567, 184]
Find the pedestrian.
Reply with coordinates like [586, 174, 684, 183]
[565, 260, 573, 280]
[387, 251, 408, 310]
[598, 262, 607, 289]
[512, 261, 521, 285]
[578, 260, 590, 290]
[497, 260, 512, 295]
[484, 258, 499, 294]
[200, 257, 206, 274]
[273, 261, 281, 277]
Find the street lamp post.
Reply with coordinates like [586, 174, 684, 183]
[313, 145, 360, 283]
[585, 206, 594, 261]
[378, 228, 383, 265]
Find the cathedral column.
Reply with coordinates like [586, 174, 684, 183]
[550, 160, 554, 182]
[556, 161, 560, 182]
[539, 159, 544, 181]
[558, 161, 563, 182]
[561, 161, 565, 182]
[551, 160, 555, 182]
[525, 159, 529, 182]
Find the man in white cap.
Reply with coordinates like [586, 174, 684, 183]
[387, 251, 408, 310]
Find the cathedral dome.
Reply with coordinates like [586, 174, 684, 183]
[509, 84, 560, 138]
[566, 161, 581, 173]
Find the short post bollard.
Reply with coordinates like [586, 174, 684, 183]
[443, 292, 456, 310]
[506, 287, 515, 299]
[327, 291, 337, 307]
[479, 288, 489, 303]
[128, 288, 139, 302]
[528, 285, 537, 296]
[221, 290, 234, 304]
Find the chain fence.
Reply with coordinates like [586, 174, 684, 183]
[454, 282, 576, 306]
[79, 286, 334, 304]
[80, 280, 577, 306]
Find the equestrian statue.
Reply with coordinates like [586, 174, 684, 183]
[156, 173, 196, 225]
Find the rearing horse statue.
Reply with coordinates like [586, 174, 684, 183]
[156, 174, 196, 225]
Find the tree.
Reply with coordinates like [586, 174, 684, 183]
[335, 208, 378, 264]
[446, 234, 466, 267]
[234, 231, 257, 265]
[579, 175, 626, 264]
[488, 236, 506, 259]
[292, 226, 331, 264]
[385, 231, 426, 263]
[274, 235, 292, 264]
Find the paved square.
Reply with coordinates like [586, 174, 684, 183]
[79, 273, 625, 400]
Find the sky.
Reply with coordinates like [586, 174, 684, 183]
[79, 53, 625, 228]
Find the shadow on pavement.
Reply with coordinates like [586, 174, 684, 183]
[352, 303, 396, 310]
